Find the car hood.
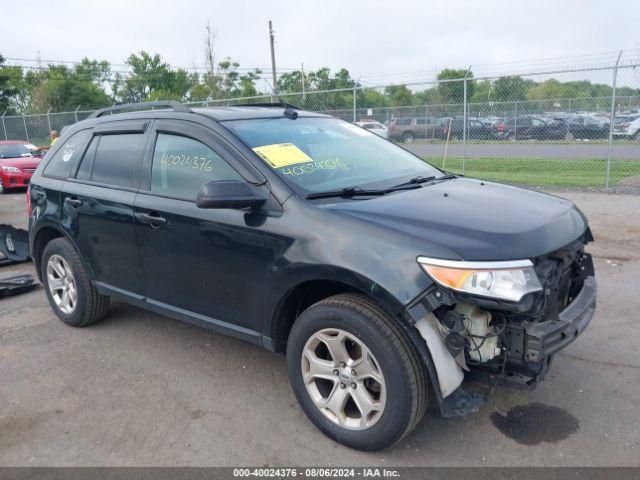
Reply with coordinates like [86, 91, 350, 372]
[0, 156, 42, 169]
[327, 178, 588, 261]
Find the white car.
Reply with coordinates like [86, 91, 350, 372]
[613, 114, 640, 140]
[356, 120, 389, 139]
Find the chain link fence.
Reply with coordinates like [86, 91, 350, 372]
[3, 61, 639, 191]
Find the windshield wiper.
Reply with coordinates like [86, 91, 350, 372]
[306, 186, 388, 200]
[389, 173, 457, 190]
[306, 184, 420, 200]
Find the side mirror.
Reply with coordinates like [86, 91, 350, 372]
[196, 180, 266, 210]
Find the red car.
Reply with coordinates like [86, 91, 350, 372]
[0, 141, 44, 193]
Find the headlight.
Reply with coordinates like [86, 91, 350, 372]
[1, 165, 22, 173]
[417, 257, 542, 302]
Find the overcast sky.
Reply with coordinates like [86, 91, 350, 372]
[2, 0, 639, 86]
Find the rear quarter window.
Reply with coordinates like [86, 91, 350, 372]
[43, 129, 91, 179]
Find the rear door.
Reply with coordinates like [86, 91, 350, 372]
[63, 120, 149, 296]
[133, 120, 268, 334]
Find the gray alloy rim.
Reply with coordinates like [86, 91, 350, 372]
[301, 328, 387, 430]
[46, 254, 78, 314]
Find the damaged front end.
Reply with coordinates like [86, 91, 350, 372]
[407, 230, 597, 406]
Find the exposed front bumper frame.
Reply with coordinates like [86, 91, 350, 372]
[523, 276, 596, 364]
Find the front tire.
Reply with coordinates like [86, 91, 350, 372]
[0, 177, 6, 194]
[286, 294, 428, 451]
[402, 132, 415, 143]
[41, 237, 110, 327]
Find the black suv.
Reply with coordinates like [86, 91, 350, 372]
[28, 101, 597, 451]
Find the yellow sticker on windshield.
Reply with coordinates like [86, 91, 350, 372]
[252, 143, 313, 169]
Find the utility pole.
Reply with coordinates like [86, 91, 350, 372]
[269, 20, 278, 99]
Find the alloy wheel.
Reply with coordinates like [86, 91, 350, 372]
[301, 328, 387, 430]
[46, 254, 78, 314]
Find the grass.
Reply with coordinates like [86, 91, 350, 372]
[423, 156, 640, 188]
[406, 139, 638, 145]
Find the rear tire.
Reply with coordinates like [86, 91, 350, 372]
[286, 293, 428, 451]
[41, 237, 110, 327]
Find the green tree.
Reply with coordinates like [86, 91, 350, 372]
[383, 85, 413, 106]
[493, 76, 529, 102]
[526, 79, 570, 100]
[26, 59, 112, 112]
[114, 51, 195, 103]
[471, 79, 493, 103]
[437, 69, 475, 103]
[0, 54, 22, 113]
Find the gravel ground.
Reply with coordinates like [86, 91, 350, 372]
[0, 188, 639, 466]
[614, 175, 640, 194]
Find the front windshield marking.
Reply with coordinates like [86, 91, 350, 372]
[222, 117, 441, 195]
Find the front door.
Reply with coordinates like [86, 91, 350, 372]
[133, 120, 268, 334]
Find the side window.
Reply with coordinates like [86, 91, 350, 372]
[43, 129, 91, 178]
[87, 133, 143, 187]
[150, 133, 243, 201]
[75, 135, 99, 181]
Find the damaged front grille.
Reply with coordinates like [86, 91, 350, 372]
[532, 234, 594, 322]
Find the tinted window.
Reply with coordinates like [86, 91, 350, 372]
[75, 135, 99, 181]
[396, 119, 411, 126]
[151, 133, 242, 200]
[90, 134, 143, 187]
[43, 129, 91, 178]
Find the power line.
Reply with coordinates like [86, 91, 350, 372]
[3, 56, 298, 72]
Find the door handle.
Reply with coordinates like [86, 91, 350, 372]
[64, 196, 82, 207]
[136, 212, 167, 228]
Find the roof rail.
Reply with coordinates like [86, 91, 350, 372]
[88, 100, 192, 119]
[231, 102, 301, 110]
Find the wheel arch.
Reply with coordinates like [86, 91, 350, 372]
[266, 270, 406, 354]
[32, 224, 87, 281]
[268, 275, 446, 408]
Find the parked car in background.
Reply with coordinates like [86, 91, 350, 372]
[479, 116, 504, 128]
[503, 115, 564, 140]
[388, 117, 440, 142]
[355, 120, 389, 139]
[438, 117, 502, 140]
[0, 140, 44, 193]
[550, 115, 610, 140]
[613, 114, 640, 140]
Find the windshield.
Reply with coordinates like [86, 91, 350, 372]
[0, 143, 35, 159]
[223, 117, 441, 194]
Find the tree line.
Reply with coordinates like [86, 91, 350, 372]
[1, 50, 638, 115]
